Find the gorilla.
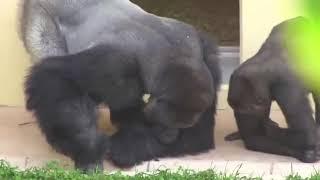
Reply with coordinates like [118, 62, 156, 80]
[20, 0, 221, 172]
[226, 17, 320, 163]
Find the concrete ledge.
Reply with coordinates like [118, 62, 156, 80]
[0, 107, 318, 179]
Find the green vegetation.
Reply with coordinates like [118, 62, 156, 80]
[287, 0, 320, 93]
[2, 160, 320, 180]
[0, 160, 263, 180]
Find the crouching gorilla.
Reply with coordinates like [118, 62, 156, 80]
[226, 17, 320, 163]
[21, 0, 221, 172]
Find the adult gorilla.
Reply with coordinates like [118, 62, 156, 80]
[226, 17, 320, 163]
[20, 0, 221, 171]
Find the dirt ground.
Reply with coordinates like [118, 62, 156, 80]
[133, 0, 239, 46]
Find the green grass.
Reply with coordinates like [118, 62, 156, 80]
[1, 160, 320, 180]
[0, 160, 263, 180]
[287, 173, 320, 180]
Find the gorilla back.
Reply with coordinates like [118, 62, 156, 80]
[25, 45, 143, 172]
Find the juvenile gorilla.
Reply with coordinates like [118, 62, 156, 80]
[226, 17, 320, 163]
[21, 0, 221, 171]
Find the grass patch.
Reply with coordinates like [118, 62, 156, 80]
[0, 160, 263, 180]
[287, 171, 320, 180]
[2, 160, 320, 180]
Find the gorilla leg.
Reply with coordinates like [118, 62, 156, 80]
[166, 104, 215, 156]
[271, 84, 317, 150]
[32, 96, 110, 172]
[263, 121, 320, 161]
[224, 118, 279, 141]
[110, 108, 164, 167]
[265, 84, 319, 161]
[108, 104, 166, 167]
[228, 103, 318, 161]
[109, 122, 166, 168]
[236, 85, 318, 162]
[151, 125, 179, 145]
[234, 112, 311, 161]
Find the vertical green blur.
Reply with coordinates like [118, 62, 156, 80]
[286, 0, 320, 93]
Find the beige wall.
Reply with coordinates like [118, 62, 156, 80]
[240, 0, 302, 62]
[0, 0, 31, 106]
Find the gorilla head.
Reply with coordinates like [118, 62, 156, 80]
[144, 64, 214, 128]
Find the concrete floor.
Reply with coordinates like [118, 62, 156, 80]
[0, 97, 319, 179]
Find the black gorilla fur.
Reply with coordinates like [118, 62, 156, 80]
[108, 31, 221, 168]
[21, 0, 221, 172]
[226, 17, 320, 163]
[25, 30, 221, 171]
[25, 45, 143, 171]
